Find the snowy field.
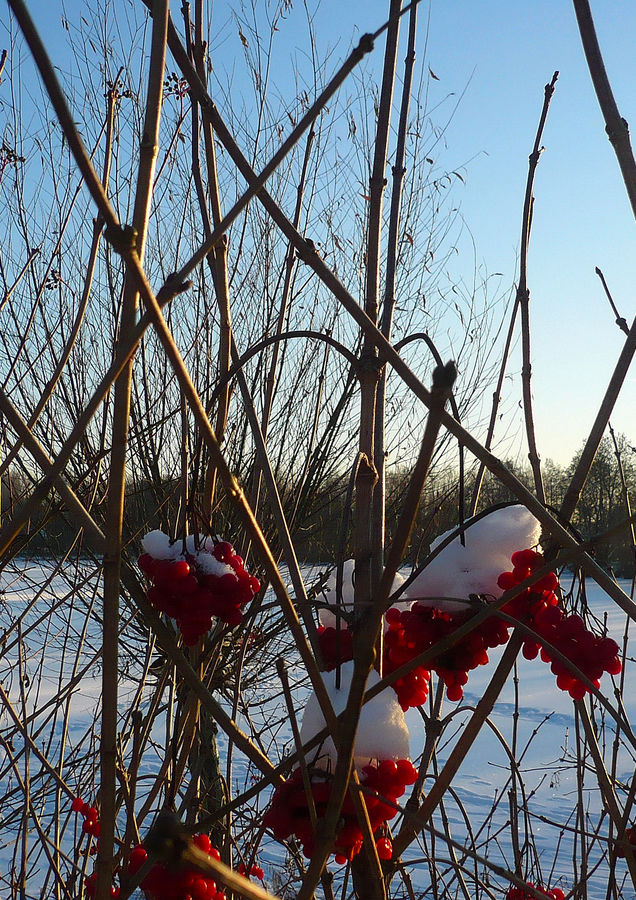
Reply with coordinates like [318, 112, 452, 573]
[1, 554, 635, 898]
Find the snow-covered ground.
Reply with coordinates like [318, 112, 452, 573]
[1, 554, 635, 898]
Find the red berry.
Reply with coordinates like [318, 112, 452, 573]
[376, 837, 392, 860]
[192, 833, 212, 853]
[170, 559, 191, 579]
[511, 548, 541, 568]
[128, 845, 147, 874]
[138, 553, 156, 575]
[378, 759, 398, 782]
[497, 571, 517, 590]
[606, 655, 622, 675]
[446, 683, 463, 702]
[396, 759, 418, 785]
[214, 541, 233, 561]
[191, 877, 212, 899]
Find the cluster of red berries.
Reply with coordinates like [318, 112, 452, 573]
[236, 862, 265, 880]
[83, 872, 120, 898]
[127, 834, 226, 900]
[317, 625, 354, 671]
[263, 758, 417, 863]
[497, 549, 622, 700]
[71, 796, 100, 839]
[616, 825, 636, 858]
[71, 798, 119, 897]
[505, 884, 565, 900]
[138, 539, 260, 645]
[384, 602, 510, 705]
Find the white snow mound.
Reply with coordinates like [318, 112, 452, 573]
[299, 661, 410, 770]
[141, 529, 183, 560]
[318, 561, 411, 629]
[407, 505, 541, 612]
[185, 533, 214, 554]
[195, 552, 235, 578]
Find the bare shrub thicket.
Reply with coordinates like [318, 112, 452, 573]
[1, 2, 635, 899]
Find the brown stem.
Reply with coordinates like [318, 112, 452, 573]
[355, 0, 402, 614]
[373, 0, 418, 575]
[392, 633, 524, 858]
[468, 297, 520, 515]
[97, 6, 169, 898]
[595, 266, 630, 335]
[518, 71, 558, 503]
[559, 314, 636, 524]
[573, 0, 636, 218]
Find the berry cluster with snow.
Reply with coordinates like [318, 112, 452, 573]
[405, 506, 541, 610]
[314, 507, 622, 706]
[127, 835, 227, 900]
[263, 662, 417, 863]
[315, 562, 409, 671]
[138, 530, 260, 644]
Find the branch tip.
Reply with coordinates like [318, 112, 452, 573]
[432, 360, 457, 392]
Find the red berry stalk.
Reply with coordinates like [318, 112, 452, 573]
[384, 601, 509, 706]
[498, 549, 622, 700]
[263, 758, 417, 863]
[316, 625, 354, 671]
[71, 796, 101, 838]
[505, 884, 565, 900]
[237, 862, 265, 880]
[138, 535, 260, 645]
[127, 834, 227, 900]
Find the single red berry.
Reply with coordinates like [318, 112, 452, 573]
[192, 833, 212, 853]
[376, 837, 393, 860]
[446, 683, 464, 702]
[214, 541, 233, 561]
[127, 845, 147, 874]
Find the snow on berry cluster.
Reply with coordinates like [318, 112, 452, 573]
[315, 508, 622, 708]
[497, 549, 622, 700]
[263, 662, 416, 863]
[505, 884, 565, 900]
[138, 530, 260, 645]
[127, 835, 227, 900]
[316, 508, 543, 705]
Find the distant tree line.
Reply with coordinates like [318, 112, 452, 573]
[5, 434, 634, 578]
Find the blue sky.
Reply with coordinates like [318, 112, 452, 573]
[11, 0, 636, 466]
